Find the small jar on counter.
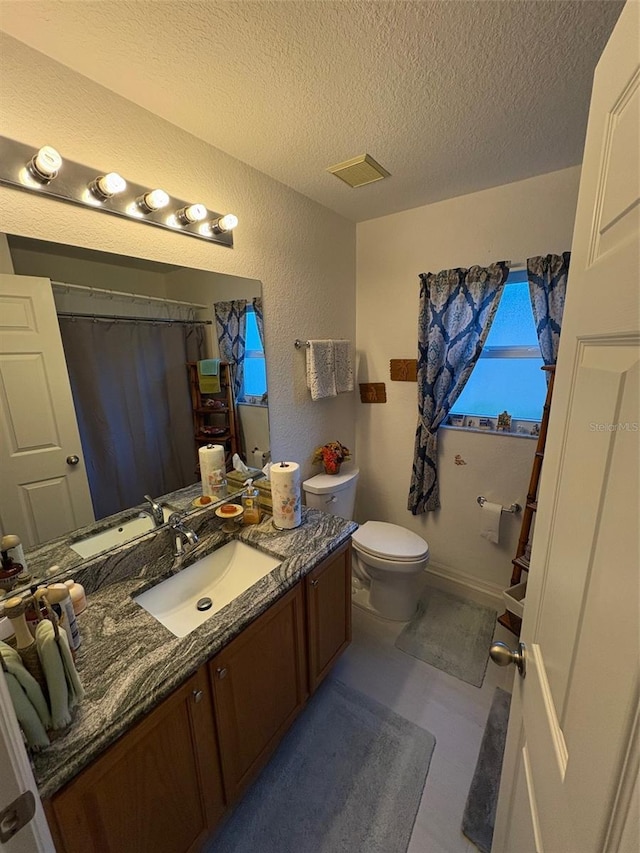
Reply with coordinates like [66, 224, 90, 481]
[241, 480, 261, 525]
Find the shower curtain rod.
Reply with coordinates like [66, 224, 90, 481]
[56, 311, 212, 326]
[51, 280, 208, 310]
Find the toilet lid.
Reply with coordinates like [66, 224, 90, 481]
[352, 521, 429, 562]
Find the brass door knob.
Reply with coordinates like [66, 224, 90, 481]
[490, 641, 526, 677]
[66, 455, 80, 466]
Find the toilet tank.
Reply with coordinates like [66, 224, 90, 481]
[302, 467, 359, 520]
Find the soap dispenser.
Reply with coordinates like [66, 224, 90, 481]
[241, 479, 261, 525]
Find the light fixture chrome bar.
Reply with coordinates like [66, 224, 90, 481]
[0, 137, 235, 249]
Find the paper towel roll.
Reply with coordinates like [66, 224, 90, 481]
[479, 500, 502, 544]
[270, 461, 302, 529]
[199, 444, 227, 498]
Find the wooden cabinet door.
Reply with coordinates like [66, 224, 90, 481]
[209, 583, 307, 803]
[306, 541, 352, 694]
[45, 668, 225, 853]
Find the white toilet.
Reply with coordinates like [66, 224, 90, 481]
[302, 467, 429, 621]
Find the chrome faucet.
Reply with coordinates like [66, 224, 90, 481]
[169, 514, 199, 571]
[144, 494, 165, 527]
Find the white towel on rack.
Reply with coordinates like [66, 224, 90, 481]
[333, 340, 354, 394]
[306, 340, 336, 400]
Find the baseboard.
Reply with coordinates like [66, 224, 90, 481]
[423, 560, 504, 610]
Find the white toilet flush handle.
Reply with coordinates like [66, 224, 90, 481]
[325, 496, 337, 504]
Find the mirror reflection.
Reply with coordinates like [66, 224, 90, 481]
[0, 234, 270, 582]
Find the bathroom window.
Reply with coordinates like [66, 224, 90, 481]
[450, 270, 546, 421]
[242, 306, 267, 401]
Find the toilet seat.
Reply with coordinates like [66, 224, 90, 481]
[351, 521, 429, 563]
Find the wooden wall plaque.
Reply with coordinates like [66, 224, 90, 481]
[389, 359, 417, 381]
[359, 383, 387, 403]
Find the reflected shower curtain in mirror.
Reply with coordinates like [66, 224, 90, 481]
[408, 263, 509, 514]
[214, 300, 248, 399]
[59, 318, 205, 520]
[527, 253, 570, 366]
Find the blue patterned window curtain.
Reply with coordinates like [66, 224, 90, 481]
[252, 296, 265, 347]
[214, 299, 248, 399]
[408, 262, 510, 514]
[527, 253, 570, 366]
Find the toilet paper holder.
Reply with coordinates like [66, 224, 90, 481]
[477, 496, 521, 514]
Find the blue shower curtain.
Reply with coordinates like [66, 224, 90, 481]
[408, 262, 509, 514]
[527, 253, 570, 366]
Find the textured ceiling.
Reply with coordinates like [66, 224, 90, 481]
[0, 0, 623, 222]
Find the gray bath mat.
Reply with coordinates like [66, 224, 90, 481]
[395, 588, 496, 686]
[462, 687, 512, 853]
[207, 678, 436, 853]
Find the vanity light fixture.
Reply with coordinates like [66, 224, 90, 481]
[210, 213, 238, 234]
[137, 188, 170, 212]
[28, 145, 63, 183]
[0, 136, 235, 248]
[177, 203, 207, 224]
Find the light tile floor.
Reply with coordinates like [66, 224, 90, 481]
[332, 591, 515, 853]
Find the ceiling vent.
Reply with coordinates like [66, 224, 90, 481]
[327, 154, 390, 188]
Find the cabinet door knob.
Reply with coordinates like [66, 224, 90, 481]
[192, 689, 203, 703]
[216, 667, 227, 679]
[310, 578, 319, 588]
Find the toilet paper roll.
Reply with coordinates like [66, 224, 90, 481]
[479, 500, 502, 544]
[199, 444, 226, 498]
[270, 461, 302, 529]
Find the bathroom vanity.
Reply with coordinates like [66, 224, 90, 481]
[29, 508, 355, 853]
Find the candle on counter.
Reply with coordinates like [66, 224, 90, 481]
[199, 444, 227, 498]
[270, 461, 302, 529]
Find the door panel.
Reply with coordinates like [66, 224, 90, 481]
[0, 274, 93, 546]
[493, 4, 639, 851]
[210, 584, 307, 803]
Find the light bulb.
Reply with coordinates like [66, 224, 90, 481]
[91, 172, 127, 199]
[178, 203, 207, 224]
[211, 213, 238, 234]
[138, 189, 170, 212]
[28, 145, 62, 182]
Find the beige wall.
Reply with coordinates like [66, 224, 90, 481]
[0, 33, 356, 478]
[355, 166, 581, 597]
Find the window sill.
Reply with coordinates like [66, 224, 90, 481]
[441, 424, 538, 440]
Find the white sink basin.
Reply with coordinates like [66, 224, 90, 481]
[70, 507, 174, 559]
[134, 540, 281, 637]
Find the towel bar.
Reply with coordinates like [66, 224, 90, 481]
[477, 496, 521, 514]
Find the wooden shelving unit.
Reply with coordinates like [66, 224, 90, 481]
[498, 365, 556, 636]
[187, 361, 239, 470]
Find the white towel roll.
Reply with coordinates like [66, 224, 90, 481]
[479, 501, 502, 544]
[199, 444, 226, 497]
[271, 461, 302, 529]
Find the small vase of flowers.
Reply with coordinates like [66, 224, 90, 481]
[312, 440, 351, 475]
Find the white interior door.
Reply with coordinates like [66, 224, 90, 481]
[492, 3, 639, 851]
[0, 274, 94, 547]
[0, 674, 54, 852]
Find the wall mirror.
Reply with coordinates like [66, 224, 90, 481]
[0, 233, 270, 593]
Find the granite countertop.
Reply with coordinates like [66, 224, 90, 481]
[32, 507, 357, 800]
